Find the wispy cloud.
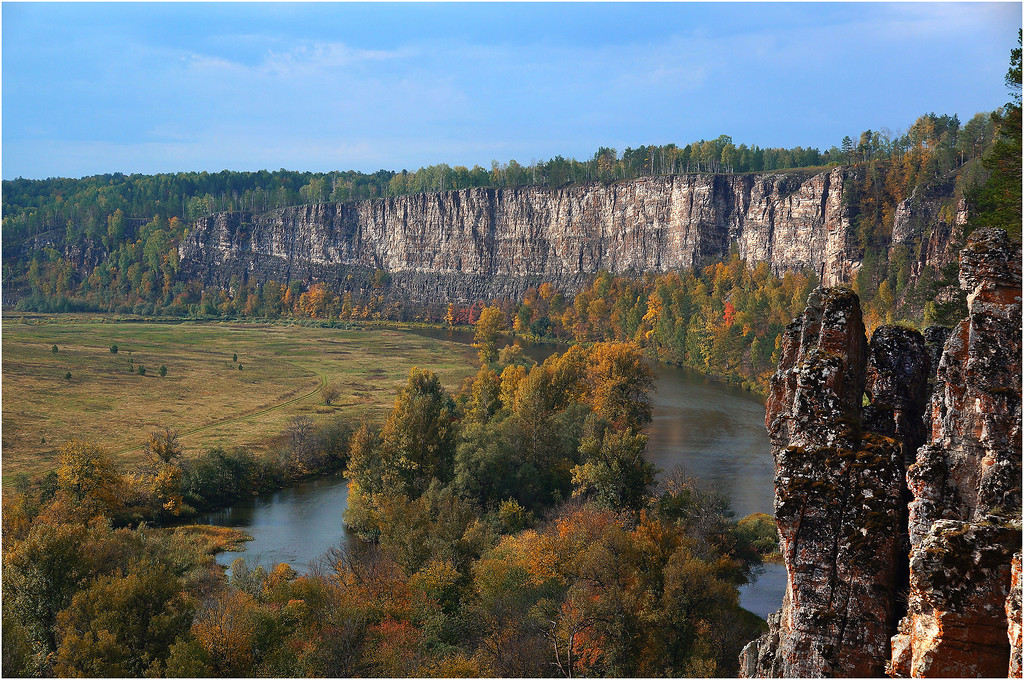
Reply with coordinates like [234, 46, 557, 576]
[869, 2, 1020, 40]
[263, 42, 415, 72]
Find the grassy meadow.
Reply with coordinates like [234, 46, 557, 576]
[2, 315, 479, 482]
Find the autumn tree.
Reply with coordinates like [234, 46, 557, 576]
[586, 341, 655, 430]
[143, 428, 184, 515]
[572, 424, 656, 513]
[345, 369, 459, 536]
[148, 427, 182, 465]
[51, 440, 123, 520]
[3, 521, 94, 656]
[474, 305, 506, 364]
[286, 415, 318, 471]
[465, 365, 501, 423]
[475, 502, 761, 677]
[374, 480, 490, 575]
[53, 563, 194, 677]
[322, 382, 342, 405]
[471, 540, 555, 675]
[188, 591, 260, 676]
[299, 281, 337, 318]
[380, 369, 459, 492]
[2, 596, 37, 676]
[453, 419, 519, 510]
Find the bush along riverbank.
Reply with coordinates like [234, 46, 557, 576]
[5, 415, 355, 531]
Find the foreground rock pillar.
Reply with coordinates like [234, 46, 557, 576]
[741, 288, 929, 677]
[742, 228, 1022, 678]
[889, 228, 1023, 678]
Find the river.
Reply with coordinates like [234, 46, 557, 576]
[198, 328, 786, 618]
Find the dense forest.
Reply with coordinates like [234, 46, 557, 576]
[2, 341, 778, 677]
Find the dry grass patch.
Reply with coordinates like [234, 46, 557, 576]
[169, 524, 254, 555]
[2, 316, 478, 482]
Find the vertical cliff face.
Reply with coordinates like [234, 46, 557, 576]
[892, 191, 969, 278]
[178, 170, 856, 303]
[741, 228, 1022, 678]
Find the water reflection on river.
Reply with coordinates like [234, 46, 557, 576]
[201, 329, 785, 617]
[200, 474, 353, 574]
[647, 364, 772, 519]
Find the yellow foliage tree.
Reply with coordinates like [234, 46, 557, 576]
[54, 440, 123, 520]
[190, 591, 259, 676]
[498, 364, 527, 412]
[474, 305, 505, 364]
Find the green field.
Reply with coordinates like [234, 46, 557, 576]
[2, 315, 479, 481]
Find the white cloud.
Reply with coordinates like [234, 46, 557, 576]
[261, 41, 417, 76]
[869, 2, 1020, 41]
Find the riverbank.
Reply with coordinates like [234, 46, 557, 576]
[194, 347, 783, 620]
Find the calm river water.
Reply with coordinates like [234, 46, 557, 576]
[199, 329, 786, 617]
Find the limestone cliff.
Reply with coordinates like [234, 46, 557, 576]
[741, 228, 1022, 678]
[178, 170, 857, 303]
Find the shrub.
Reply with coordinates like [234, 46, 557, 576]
[137, 366, 146, 376]
[109, 344, 118, 354]
[179, 447, 264, 510]
[52, 345, 59, 354]
[316, 418, 354, 466]
[735, 512, 782, 561]
[159, 365, 167, 377]
[321, 383, 341, 405]
[497, 498, 534, 533]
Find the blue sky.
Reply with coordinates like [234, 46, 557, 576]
[2, 2, 1020, 180]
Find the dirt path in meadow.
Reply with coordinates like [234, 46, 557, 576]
[113, 369, 327, 455]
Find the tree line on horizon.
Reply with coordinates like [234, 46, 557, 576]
[0, 110, 999, 247]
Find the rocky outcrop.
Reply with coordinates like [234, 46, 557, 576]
[179, 170, 858, 304]
[889, 522, 1020, 677]
[864, 326, 931, 466]
[742, 228, 1022, 678]
[742, 289, 928, 677]
[890, 228, 1022, 678]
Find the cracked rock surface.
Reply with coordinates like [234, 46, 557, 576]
[891, 228, 1022, 678]
[742, 229, 1021, 678]
[179, 171, 859, 303]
